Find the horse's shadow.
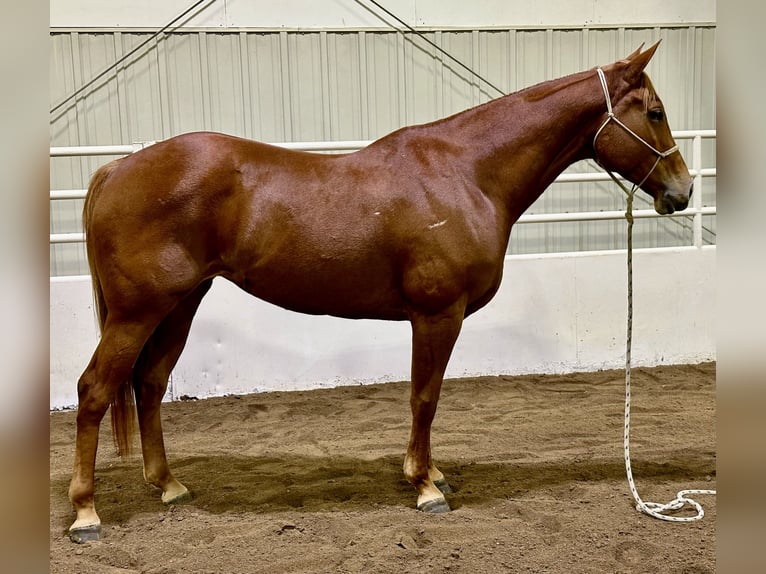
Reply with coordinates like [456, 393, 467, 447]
[52, 450, 714, 531]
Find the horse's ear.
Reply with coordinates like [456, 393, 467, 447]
[624, 40, 661, 84]
[623, 43, 645, 62]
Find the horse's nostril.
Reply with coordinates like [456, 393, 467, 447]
[689, 182, 694, 198]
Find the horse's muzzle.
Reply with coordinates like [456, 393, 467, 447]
[655, 182, 692, 215]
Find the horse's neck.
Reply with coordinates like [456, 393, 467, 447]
[458, 70, 606, 222]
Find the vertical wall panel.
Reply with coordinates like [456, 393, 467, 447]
[328, 33, 364, 140]
[249, 33, 285, 142]
[164, 33, 205, 136]
[364, 32, 401, 139]
[50, 25, 716, 275]
[207, 34, 246, 137]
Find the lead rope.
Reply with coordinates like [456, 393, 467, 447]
[622, 189, 716, 522]
[593, 67, 715, 522]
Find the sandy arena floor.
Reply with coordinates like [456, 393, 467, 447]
[50, 362, 715, 573]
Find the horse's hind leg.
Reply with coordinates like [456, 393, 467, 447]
[68, 319, 159, 543]
[133, 279, 212, 504]
[404, 300, 465, 513]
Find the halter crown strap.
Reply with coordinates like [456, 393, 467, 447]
[597, 66, 614, 117]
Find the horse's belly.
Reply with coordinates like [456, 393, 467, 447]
[235, 259, 408, 321]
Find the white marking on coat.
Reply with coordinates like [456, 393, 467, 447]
[428, 219, 448, 229]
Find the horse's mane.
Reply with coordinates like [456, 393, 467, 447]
[520, 69, 594, 103]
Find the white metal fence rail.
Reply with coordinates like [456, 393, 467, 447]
[50, 130, 715, 246]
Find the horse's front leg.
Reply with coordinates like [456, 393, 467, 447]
[404, 300, 465, 513]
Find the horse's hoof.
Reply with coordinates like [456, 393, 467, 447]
[434, 478, 454, 494]
[163, 489, 192, 505]
[68, 525, 101, 544]
[417, 498, 451, 514]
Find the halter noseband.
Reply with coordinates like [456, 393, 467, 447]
[592, 67, 679, 194]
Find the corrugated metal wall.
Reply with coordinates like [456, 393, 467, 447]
[50, 25, 716, 276]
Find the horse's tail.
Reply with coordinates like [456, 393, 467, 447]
[83, 159, 137, 458]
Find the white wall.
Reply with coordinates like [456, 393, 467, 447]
[50, 248, 715, 410]
[50, 0, 716, 29]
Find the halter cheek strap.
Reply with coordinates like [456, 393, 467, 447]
[593, 67, 679, 195]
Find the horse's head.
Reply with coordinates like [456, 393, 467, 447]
[593, 42, 693, 214]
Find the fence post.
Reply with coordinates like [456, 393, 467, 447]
[692, 134, 703, 248]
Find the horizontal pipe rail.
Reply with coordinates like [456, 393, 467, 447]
[50, 142, 156, 156]
[517, 206, 716, 224]
[50, 131, 716, 246]
[50, 233, 86, 244]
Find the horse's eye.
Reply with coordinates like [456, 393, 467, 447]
[648, 108, 664, 122]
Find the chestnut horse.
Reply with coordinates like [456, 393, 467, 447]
[67, 43, 692, 542]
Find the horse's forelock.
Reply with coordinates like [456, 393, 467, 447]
[640, 74, 660, 111]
